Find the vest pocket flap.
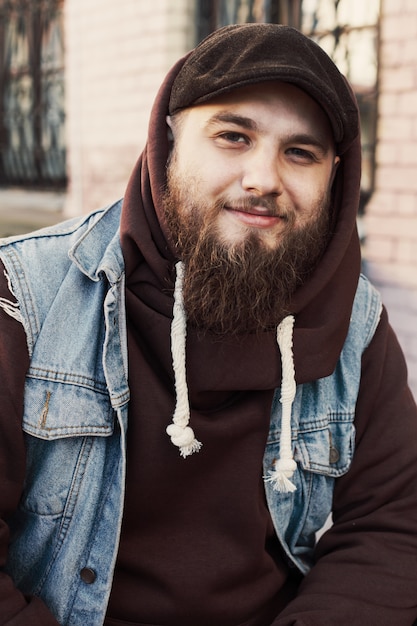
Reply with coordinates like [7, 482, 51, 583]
[22, 378, 115, 439]
[295, 420, 355, 477]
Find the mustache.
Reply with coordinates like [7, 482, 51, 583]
[218, 195, 294, 222]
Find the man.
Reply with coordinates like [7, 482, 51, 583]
[0, 23, 416, 626]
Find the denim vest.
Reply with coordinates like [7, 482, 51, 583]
[0, 201, 382, 626]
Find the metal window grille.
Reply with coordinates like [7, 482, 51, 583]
[300, 0, 380, 207]
[197, 0, 302, 41]
[0, 0, 66, 188]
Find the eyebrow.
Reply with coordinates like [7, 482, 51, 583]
[204, 111, 332, 154]
[287, 133, 331, 154]
[205, 111, 259, 132]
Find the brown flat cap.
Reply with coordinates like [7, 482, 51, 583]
[169, 23, 359, 153]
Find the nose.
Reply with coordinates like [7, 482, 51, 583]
[241, 146, 283, 196]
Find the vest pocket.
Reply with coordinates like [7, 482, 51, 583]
[295, 417, 356, 478]
[22, 376, 114, 439]
[18, 377, 116, 517]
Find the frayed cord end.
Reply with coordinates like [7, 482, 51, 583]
[166, 423, 202, 458]
[264, 458, 297, 493]
[178, 440, 203, 458]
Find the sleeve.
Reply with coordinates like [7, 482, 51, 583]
[272, 307, 417, 626]
[0, 265, 59, 625]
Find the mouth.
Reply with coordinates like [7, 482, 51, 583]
[224, 205, 286, 229]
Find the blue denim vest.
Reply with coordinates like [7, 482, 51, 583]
[0, 201, 382, 626]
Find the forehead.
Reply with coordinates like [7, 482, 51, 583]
[176, 81, 334, 145]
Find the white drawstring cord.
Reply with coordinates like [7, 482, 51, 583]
[166, 261, 202, 457]
[166, 264, 296, 484]
[264, 315, 297, 493]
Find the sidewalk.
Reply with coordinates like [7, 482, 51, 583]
[0, 188, 65, 237]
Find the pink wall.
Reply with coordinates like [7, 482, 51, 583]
[364, 0, 417, 396]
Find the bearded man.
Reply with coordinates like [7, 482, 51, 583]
[0, 23, 416, 626]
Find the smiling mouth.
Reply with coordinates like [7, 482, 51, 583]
[225, 205, 287, 229]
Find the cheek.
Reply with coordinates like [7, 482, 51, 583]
[291, 169, 333, 206]
[196, 162, 238, 200]
[174, 130, 243, 198]
[210, 156, 245, 193]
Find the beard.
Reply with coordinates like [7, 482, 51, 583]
[163, 163, 332, 337]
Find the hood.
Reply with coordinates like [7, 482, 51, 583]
[120, 49, 362, 385]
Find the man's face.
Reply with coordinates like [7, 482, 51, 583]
[167, 81, 339, 250]
[163, 81, 340, 335]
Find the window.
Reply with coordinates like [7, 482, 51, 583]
[0, 0, 66, 188]
[197, 0, 302, 41]
[301, 0, 380, 209]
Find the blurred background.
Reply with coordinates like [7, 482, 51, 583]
[0, 0, 416, 396]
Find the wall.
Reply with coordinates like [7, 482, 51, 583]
[63, 0, 195, 216]
[364, 0, 417, 397]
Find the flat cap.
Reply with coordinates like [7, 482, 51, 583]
[169, 23, 359, 153]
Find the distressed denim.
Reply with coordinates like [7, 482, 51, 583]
[0, 201, 382, 625]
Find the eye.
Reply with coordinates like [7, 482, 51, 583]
[216, 131, 250, 146]
[287, 147, 317, 162]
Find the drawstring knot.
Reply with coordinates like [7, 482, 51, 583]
[166, 424, 202, 458]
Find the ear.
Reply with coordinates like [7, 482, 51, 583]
[330, 155, 341, 185]
[166, 116, 174, 142]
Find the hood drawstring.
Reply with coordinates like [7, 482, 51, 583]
[166, 263, 297, 491]
[166, 261, 202, 457]
[264, 315, 297, 493]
